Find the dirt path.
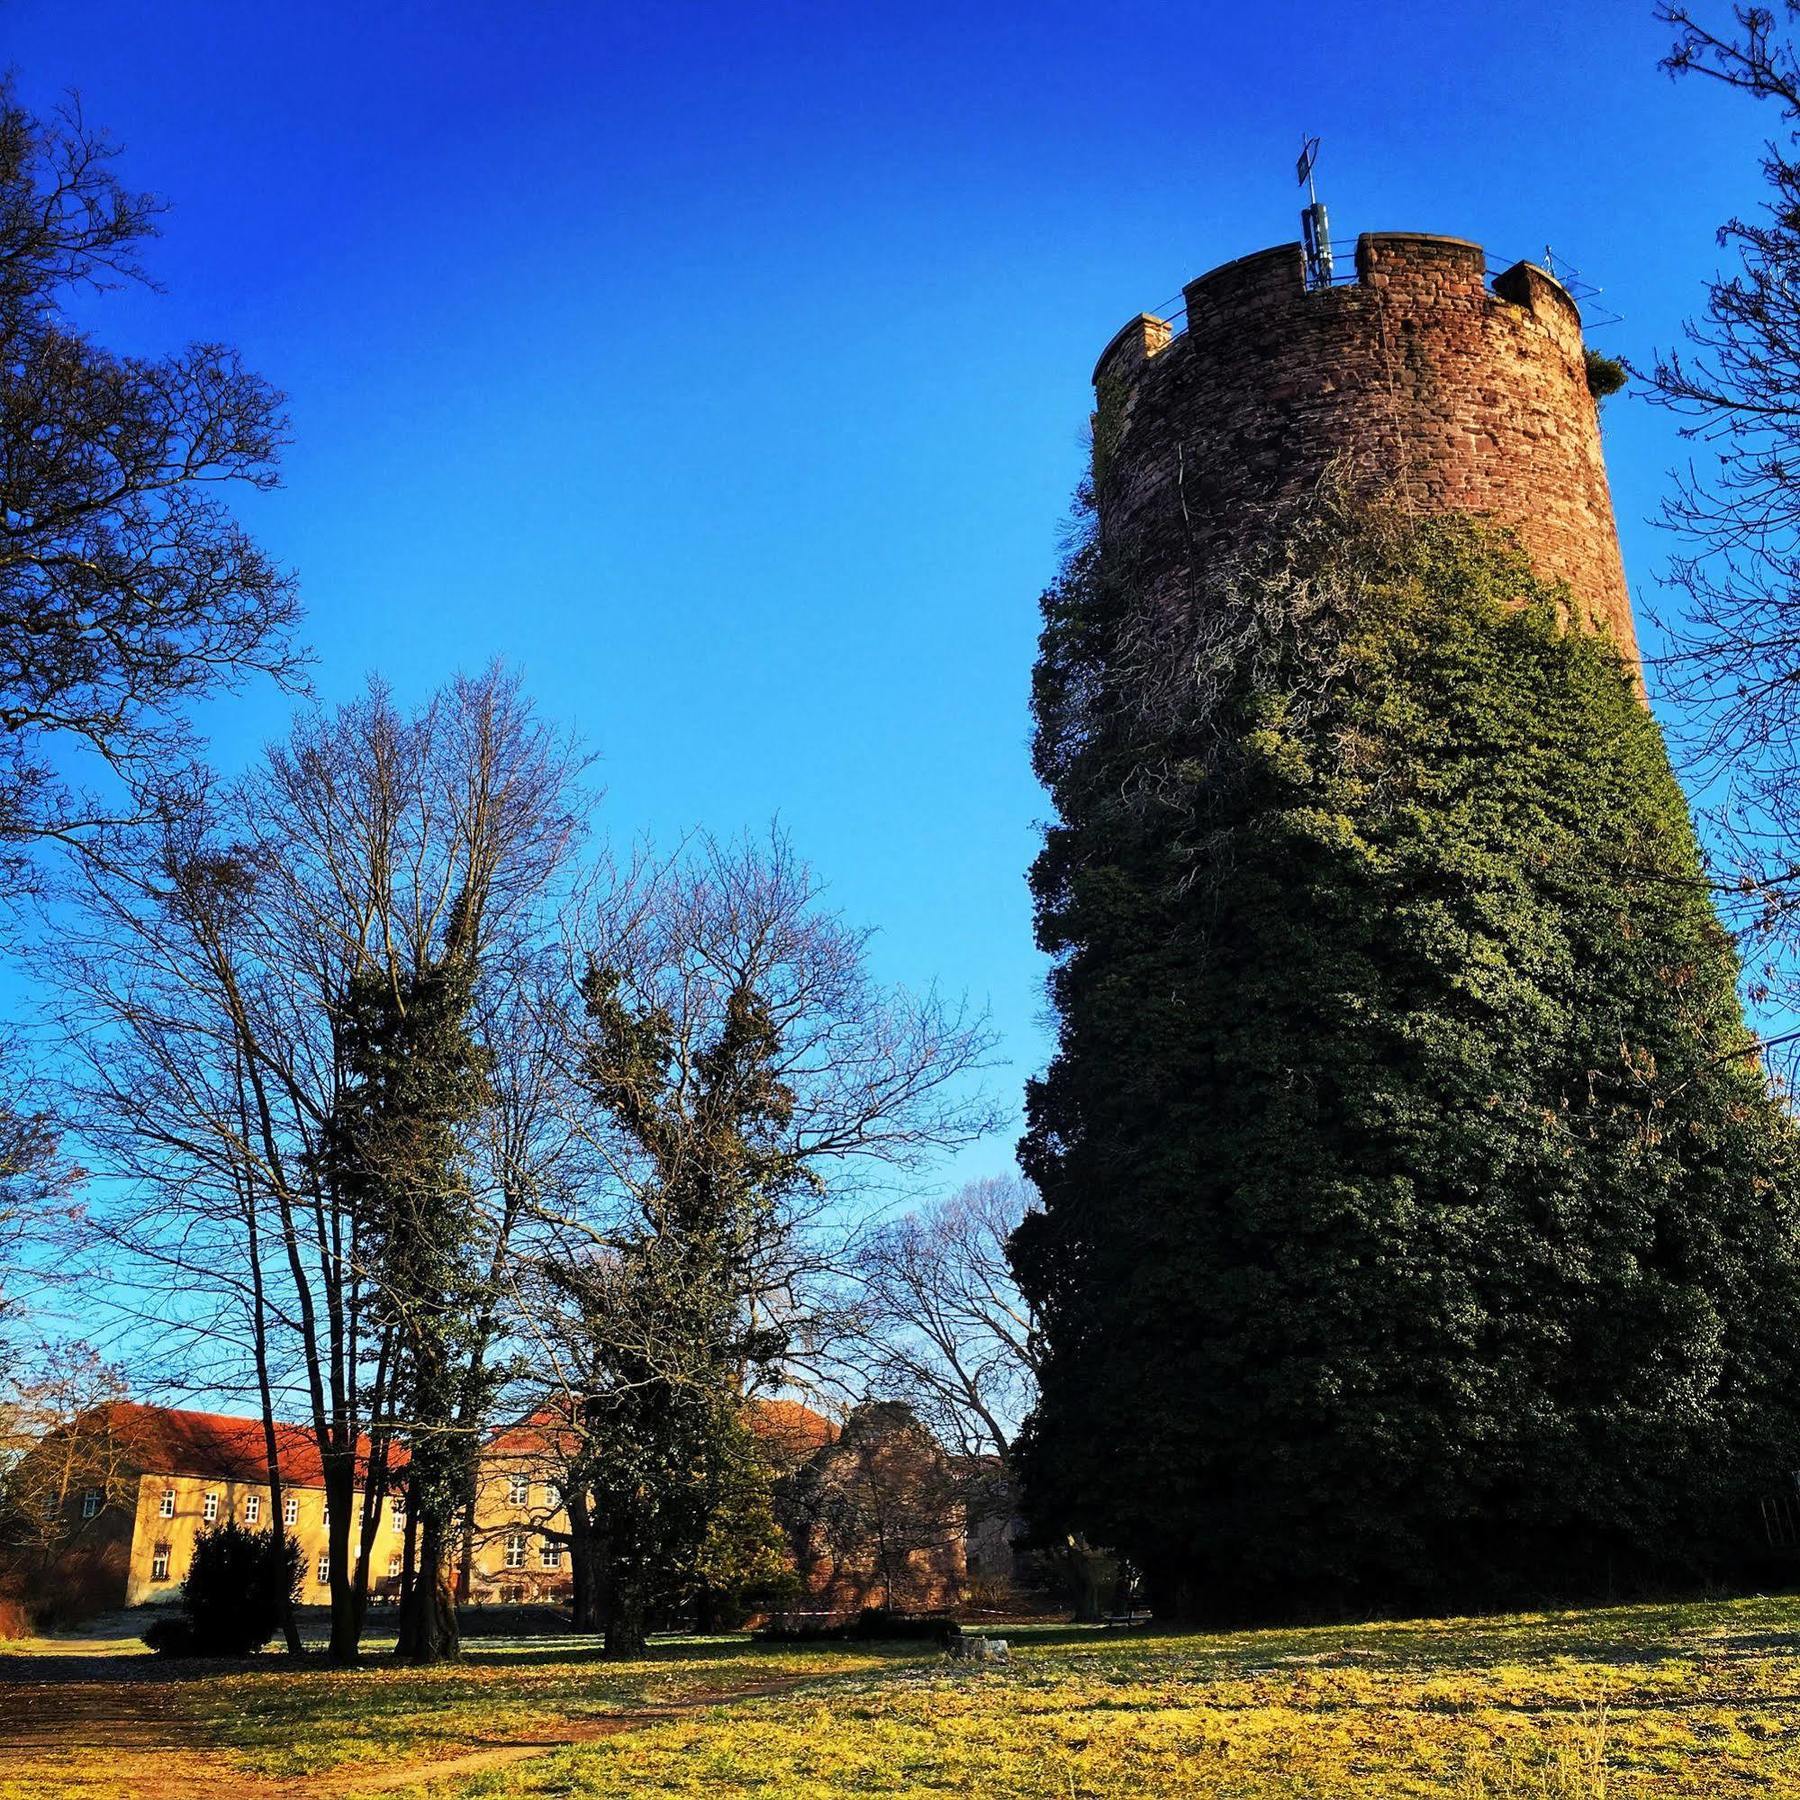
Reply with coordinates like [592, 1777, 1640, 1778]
[0, 1662, 290, 1800]
[0, 1663, 811, 1800]
[337, 1675, 810, 1796]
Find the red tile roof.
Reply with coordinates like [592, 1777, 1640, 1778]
[749, 1397, 839, 1459]
[93, 1402, 384, 1492]
[89, 1393, 838, 1490]
[485, 1396, 839, 1464]
[485, 1405, 582, 1461]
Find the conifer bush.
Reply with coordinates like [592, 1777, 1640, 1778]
[1013, 490, 1800, 1619]
[145, 1521, 300, 1655]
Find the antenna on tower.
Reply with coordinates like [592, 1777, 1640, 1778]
[1297, 136, 1333, 290]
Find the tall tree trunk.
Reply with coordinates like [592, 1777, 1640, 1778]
[323, 1456, 372, 1664]
[395, 1473, 421, 1659]
[1064, 1537, 1106, 1624]
[237, 1118, 304, 1660]
[398, 1503, 461, 1664]
[257, 1438, 303, 1659]
[592, 1515, 648, 1657]
[568, 1485, 603, 1632]
[603, 1591, 648, 1658]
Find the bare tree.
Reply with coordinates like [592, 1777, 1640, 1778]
[1645, 4, 1800, 1039]
[0, 1066, 75, 1359]
[782, 1400, 967, 1614]
[0, 77, 298, 1396]
[0, 1344, 141, 1617]
[837, 1175, 1041, 1466]
[0, 79, 300, 874]
[51, 668, 588, 1663]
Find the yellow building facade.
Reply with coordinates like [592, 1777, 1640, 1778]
[119, 1469, 404, 1606]
[50, 1397, 844, 1617]
[56, 1403, 572, 1611]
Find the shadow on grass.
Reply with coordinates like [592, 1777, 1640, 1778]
[10, 1591, 1797, 1692]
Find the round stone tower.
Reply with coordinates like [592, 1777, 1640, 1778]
[1091, 232, 1638, 668]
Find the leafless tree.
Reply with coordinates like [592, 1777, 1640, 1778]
[0, 1344, 141, 1617]
[0, 79, 301, 877]
[1644, 4, 1800, 1044]
[836, 1175, 1041, 1467]
[0, 78, 299, 1394]
[51, 668, 588, 1662]
[0, 1060, 75, 1354]
[782, 1400, 967, 1614]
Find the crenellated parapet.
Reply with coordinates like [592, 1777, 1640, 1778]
[1091, 231, 1637, 667]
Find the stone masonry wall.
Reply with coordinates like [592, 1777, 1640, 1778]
[1091, 232, 1638, 668]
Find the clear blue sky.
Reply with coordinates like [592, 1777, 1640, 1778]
[3, 0, 1775, 1189]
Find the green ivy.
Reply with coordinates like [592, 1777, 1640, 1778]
[1090, 376, 1130, 492]
[1013, 494, 1800, 1620]
[1584, 347, 1628, 400]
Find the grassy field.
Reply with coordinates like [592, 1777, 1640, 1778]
[4, 1593, 1799, 1797]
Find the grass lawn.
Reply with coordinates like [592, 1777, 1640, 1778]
[183, 1628, 921, 1776]
[5, 1593, 1800, 1797]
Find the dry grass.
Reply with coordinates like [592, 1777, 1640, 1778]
[5, 1593, 1798, 1798]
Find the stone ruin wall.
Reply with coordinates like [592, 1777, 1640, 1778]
[1091, 232, 1639, 670]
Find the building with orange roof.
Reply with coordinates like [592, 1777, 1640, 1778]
[32, 1401, 408, 1611]
[35, 1394, 855, 1616]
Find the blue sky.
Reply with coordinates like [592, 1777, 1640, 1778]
[4, 0, 1776, 1190]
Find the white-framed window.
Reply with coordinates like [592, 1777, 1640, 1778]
[159, 1490, 175, 1518]
[316, 1552, 330, 1586]
[388, 1552, 403, 1578]
[504, 1532, 527, 1570]
[202, 1491, 218, 1523]
[320, 1500, 329, 1527]
[539, 1542, 561, 1570]
[150, 1542, 171, 1581]
[244, 1495, 261, 1524]
[391, 1498, 406, 1532]
[80, 1489, 102, 1519]
[507, 1474, 530, 1507]
[283, 1496, 298, 1526]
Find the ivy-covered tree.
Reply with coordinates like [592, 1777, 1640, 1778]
[543, 831, 995, 1653]
[1012, 490, 1800, 1619]
[59, 669, 587, 1667]
[552, 975, 802, 1656]
[326, 900, 490, 1665]
[552, 1237, 791, 1652]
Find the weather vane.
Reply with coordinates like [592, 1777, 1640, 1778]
[1297, 136, 1332, 289]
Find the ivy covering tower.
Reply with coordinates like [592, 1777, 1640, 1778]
[1011, 235, 1800, 1618]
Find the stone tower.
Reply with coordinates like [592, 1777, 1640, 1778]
[1090, 232, 1638, 669]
